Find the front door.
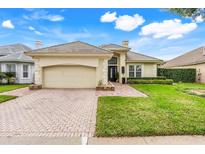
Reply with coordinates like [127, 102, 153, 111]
[108, 66, 117, 82]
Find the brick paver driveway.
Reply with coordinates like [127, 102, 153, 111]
[0, 84, 145, 138]
[0, 89, 97, 137]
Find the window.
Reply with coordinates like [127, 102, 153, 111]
[108, 57, 117, 65]
[129, 65, 142, 78]
[23, 65, 29, 78]
[135, 65, 142, 77]
[6, 64, 16, 72]
[129, 65, 135, 78]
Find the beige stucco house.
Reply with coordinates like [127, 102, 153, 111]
[26, 41, 162, 88]
[162, 46, 205, 83]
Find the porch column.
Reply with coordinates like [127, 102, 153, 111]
[34, 58, 43, 85]
[102, 58, 108, 85]
[119, 53, 126, 83]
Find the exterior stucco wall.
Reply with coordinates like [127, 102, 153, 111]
[33, 56, 109, 87]
[143, 63, 157, 77]
[172, 63, 205, 83]
[126, 62, 157, 78]
[0, 62, 34, 84]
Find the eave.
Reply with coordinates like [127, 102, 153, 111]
[126, 60, 163, 64]
[25, 52, 113, 58]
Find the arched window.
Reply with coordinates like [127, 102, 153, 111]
[108, 57, 117, 65]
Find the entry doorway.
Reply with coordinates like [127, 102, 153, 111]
[108, 66, 117, 82]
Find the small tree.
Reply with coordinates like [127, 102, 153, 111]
[5, 72, 16, 84]
[0, 72, 6, 84]
[169, 8, 205, 22]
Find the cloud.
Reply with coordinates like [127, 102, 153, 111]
[34, 31, 43, 35]
[195, 15, 204, 23]
[115, 14, 145, 31]
[43, 28, 109, 42]
[100, 12, 145, 31]
[129, 36, 202, 61]
[129, 37, 153, 51]
[28, 26, 35, 31]
[23, 9, 64, 22]
[46, 15, 64, 22]
[28, 26, 43, 35]
[100, 12, 117, 22]
[140, 19, 197, 39]
[2, 20, 15, 29]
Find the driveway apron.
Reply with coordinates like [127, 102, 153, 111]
[0, 89, 97, 137]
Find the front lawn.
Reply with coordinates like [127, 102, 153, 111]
[96, 83, 205, 137]
[0, 95, 17, 104]
[0, 84, 29, 93]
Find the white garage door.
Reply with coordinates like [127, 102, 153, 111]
[43, 65, 96, 88]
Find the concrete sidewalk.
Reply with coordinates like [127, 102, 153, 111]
[0, 136, 205, 145]
[88, 136, 205, 145]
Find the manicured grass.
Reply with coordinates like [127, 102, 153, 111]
[0, 95, 17, 104]
[96, 83, 205, 137]
[0, 84, 29, 93]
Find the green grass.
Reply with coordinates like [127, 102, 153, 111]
[96, 83, 205, 137]
[0, 95, 17, 104]
[0, 84, 29, 93]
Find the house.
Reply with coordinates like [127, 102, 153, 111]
[26, 41, 162, 88]
[162, 46, 205, 83]
[0, 44, 34, 84]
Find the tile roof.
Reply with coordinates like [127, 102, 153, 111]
[100, 43, 162, 62]
[27, 41, 112, 55]
[0, 52, 34, 63]
[162, 46, 205, 68]
[0, 44, 31, 56]
[126, 51, 162, 62]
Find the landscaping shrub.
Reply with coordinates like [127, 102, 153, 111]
[127, 79, 173, 85]
[0, 72, 6, 84]
[157, 68, 196, 83]
[127, 76, 166, 80]
[0, 72, 16, 84]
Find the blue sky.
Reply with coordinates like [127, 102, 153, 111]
[0, 8, 205, 60]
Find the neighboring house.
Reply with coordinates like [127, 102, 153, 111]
[26, 41, 162, 89]
[0, 44, 34, 84]
[162, 46, 205, 83]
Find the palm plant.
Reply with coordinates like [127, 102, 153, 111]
[0, 72, 6, 84]
[5, 72, 16, 84]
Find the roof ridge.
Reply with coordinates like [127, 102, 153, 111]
[27, 42, 74, 53]
[100, 43, 129, 49]
[77, 41, 112, 53]
[29, 41, 113, 54]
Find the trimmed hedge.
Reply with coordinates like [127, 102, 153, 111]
[127, 79, 174, 85]
[128, 76, 166, 80]
[157, 68, 196, 83]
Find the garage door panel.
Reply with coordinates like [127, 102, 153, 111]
[43, 66, 96, 88]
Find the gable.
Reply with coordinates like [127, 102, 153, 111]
[27, 41, 112, 55]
